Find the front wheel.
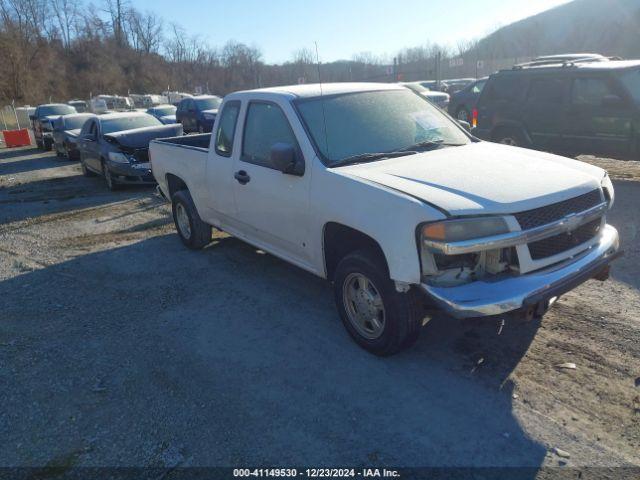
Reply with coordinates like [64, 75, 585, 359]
[171, 189, 212, 249]
[102, 162, 119, 191]
[333, 250, 423, 356]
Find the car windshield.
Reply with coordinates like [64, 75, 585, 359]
[194, 97, 221, 110]
[101, 115, 162, 134]
[39, 105, 76, 117]
[619, 68, 640, 102]
[295, 89, 470, 165]
[64, 116, 91, 130]
[151, 106, 176, 116]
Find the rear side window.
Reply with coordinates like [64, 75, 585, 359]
[215, 101, 240, 157]
[242, 102, 298, 169]
[571, 77, 614, 105]
[527, 77, 566, 104]
[472, 80, 486, 94]
[484, 76, 525, 103]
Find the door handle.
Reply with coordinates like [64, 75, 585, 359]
[234, 170, 251, 185]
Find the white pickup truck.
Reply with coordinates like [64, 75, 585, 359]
[149, 83, 620, 355]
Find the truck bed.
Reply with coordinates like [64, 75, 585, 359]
[154, 133, 211, 151]
[150, 133, 212, 202]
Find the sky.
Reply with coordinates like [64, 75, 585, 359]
[132, 0, 573, 63]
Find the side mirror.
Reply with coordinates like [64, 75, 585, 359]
[602, 94, 624, 108]
[458, 120, 471, 132]
[270, 143, 304, 176]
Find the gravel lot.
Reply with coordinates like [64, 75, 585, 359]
[1, 146, 639, 475]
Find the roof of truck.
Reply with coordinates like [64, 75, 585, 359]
[241, 82, 404, 99]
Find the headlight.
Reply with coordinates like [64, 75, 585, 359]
[202, 113, 216, 120]
[601, 173, 614, 209]
[108, 152, 131, 164]
[421, 217, 510, 244]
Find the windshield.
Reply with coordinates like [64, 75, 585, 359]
[101, 115, 162, 134]
[151, 106, 176, 116]
[64, 116, 91, 130]
[295, 89, 470, 165]
[619, 68, 640, 102]
[405, 83, 428, 92]
[195, 97, 221, 110]
[39, 105, 76, 117]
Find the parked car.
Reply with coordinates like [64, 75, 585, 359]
[146, 105, 177, 124]
[163, 91, 193, 106]
[473, 57, 640, 160]
[52, 113, 95, 159]
[90, 95, 134, 114]
[68, 100, 88, 113]
[441, 78, 476, 94]
[77, 112, 182, 190]
[150, 82, 619, 355]
[129, 94, 168, 109]
[448, 77, 488, 122]
[175, 95, 222, 133]
[30, 104, 77, 150]
[400, 82, 450, 110]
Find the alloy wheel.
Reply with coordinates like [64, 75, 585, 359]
[342, 272, 386, 340]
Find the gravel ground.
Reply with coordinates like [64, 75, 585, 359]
[0, 146, 639, 476]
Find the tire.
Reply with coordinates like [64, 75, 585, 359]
[493, 128, 528, 147]
[102, 161, 119, 191]
[333, 250, 423, 356]
[171, 189, 212, 249]
[455, 107, 470, 122]
[44, 138, 52, 151]
[80, 157, 96, 177]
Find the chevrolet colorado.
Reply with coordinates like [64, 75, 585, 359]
[149, 83, 620, 355]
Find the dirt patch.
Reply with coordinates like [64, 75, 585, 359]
[578, 155, 640, 182]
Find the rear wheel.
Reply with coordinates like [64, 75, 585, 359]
[493, 128, 528, 148]
[172, 189, 212, 249]
[333, 250, 423, 356]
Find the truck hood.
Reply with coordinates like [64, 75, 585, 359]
[103, 124, 183, 149]
[336, 142, 605, 216]
[202, 109, 218, 116]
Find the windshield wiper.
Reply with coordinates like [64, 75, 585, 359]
[400, 140, 466, 151]
[330, 151, 417, 168]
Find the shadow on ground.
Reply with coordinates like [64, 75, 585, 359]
[0, 232, 547, 472]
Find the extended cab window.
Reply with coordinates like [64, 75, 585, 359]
[215, 101, 240, 156]
[527, 77, 565, 103]
[571, 77, 614, 106]
[242, 102, 298, 168]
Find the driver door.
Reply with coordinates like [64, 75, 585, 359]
[80, 120, 101, 171]
[230, 101, 312, 264]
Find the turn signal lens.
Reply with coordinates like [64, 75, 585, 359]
[422, 217, 509, 243]
[472, 108, 478, 128]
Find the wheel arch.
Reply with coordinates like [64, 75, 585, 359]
[322, 222, 389, 281]
[166, 173, 189, 198]
[491, 121, 533, 145]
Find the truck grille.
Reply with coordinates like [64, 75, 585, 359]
[514, 189, 602, 230]
[528, 219, 602, 260]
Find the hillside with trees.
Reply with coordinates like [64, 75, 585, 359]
[1, 0, 639, 106]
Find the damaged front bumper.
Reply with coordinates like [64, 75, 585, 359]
[420, 224, 621, 319]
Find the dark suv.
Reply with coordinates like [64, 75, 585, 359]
[473, 57, 640, 160]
